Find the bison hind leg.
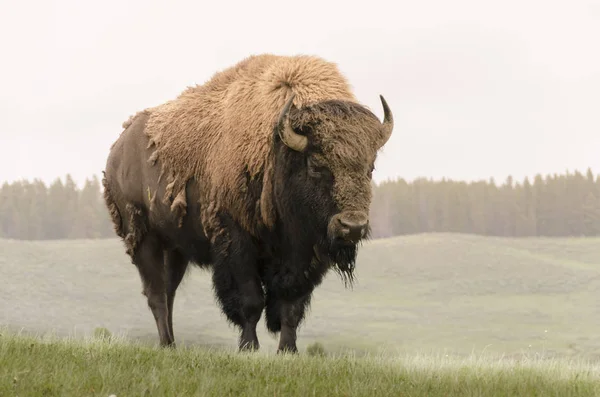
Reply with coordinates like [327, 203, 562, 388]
[132, 232, 174, 347]
[165, 249, 188, 344]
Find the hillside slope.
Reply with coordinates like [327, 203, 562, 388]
[2, 233, 600, 359]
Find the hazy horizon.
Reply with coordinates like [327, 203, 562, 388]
[1, 0, 599, 188]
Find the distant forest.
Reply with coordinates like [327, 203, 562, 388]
[1, 169, 600, 240]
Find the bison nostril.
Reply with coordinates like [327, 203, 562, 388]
[337, 219, 368, 242]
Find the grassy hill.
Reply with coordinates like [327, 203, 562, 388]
[2, 233, 600, 359]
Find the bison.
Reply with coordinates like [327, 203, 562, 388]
[102, 54, 394, 353]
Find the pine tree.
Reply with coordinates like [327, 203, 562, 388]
[582, 192, 600, 236]
[72, 176, 103, 238]
[0, 182, 14, 238]
[28, 179, 48, 239]
[46, 178, 68, 238]
[63, 174, 80, 238]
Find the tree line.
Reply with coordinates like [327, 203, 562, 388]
[1, 169, 599, 240]
[0, 175, 113, 240]
[370, 168, 600, 239]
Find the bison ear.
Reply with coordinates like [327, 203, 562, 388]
[275, 93, 308, 152]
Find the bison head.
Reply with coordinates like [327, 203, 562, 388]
[272, 93, 393, 282]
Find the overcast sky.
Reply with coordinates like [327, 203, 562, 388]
[1, 0, 599, 187]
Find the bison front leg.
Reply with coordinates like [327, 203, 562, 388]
[133, 233, 174, 347]
[212, 262, 264, 352]
[266, 292, 312, 354]
[211, 219, 264, 352]
[278, 299, 309, 353]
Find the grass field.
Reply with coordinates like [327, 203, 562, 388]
[2, 233, 600, 395]
[2, 332, 600, 396]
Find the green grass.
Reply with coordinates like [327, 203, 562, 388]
[2, 331, 600, 396]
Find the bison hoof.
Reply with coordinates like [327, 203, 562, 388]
[160, 340, 176, 349]
[239, 341, 259, 352]
[277, 345, 298, 355]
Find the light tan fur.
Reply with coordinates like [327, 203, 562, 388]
[127, 54, 386, 239]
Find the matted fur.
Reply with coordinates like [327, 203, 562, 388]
[102, 172, 147, 262]
[137, 54, 382, 238]
[101, 173, 124, 239]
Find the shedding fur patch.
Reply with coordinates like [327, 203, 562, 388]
[147, 150, 159, 166]
[124, 203, 148, 262]
[148, 187, 158, 213]
[101, 173, 125, 239]
[170, 188, 187, 228]
[122, 110, 149, 130]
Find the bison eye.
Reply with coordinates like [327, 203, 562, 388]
[367, 164, 375, 178]
[307, 157, 328, 179]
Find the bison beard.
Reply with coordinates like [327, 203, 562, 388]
[101, 54, 394, 354]
[320, 213, 374, 288]
[322, 236, 360, 287]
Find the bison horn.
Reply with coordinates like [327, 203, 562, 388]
[379, 95, 394, 145]
[276, 93, 308, 152]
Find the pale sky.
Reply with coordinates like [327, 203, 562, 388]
[1, 0, 599, 187]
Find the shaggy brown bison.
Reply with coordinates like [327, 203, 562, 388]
[102, 54, 394, 353]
